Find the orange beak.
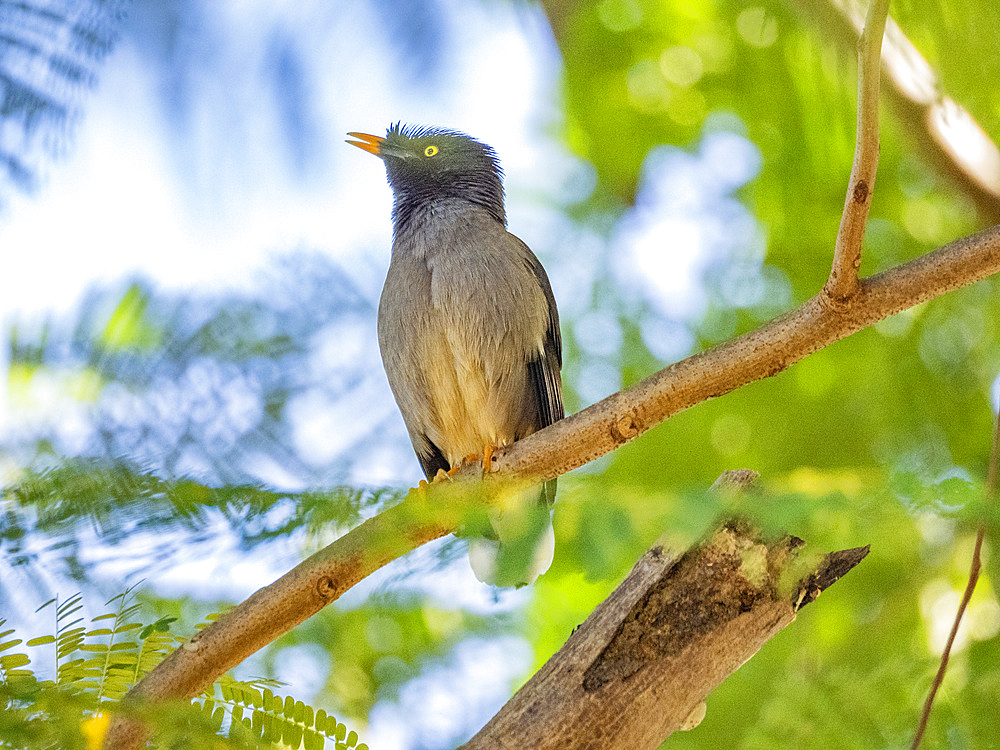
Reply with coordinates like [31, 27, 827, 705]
[346, 131, 385, 156]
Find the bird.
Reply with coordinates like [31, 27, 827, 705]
[347, 123, 563, 586]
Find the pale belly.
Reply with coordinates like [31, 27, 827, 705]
[420, 336, 515, 467]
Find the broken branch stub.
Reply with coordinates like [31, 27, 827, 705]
[462, 520, 869, 750]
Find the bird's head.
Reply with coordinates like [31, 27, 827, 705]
[348, 123, 506, 227]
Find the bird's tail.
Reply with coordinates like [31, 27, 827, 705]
[467, 483, 555, 587]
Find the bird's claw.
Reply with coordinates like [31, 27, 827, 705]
[463, 445, 495, 474]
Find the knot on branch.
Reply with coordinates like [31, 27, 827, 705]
[316, 576, 337, 601]
[852, 179, 870, 205]
[610, 413, 641, 444]
[818, 282, 859, 314]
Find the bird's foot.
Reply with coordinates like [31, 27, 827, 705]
[433, 468, 453, 483]
[463, 444, 496, 474]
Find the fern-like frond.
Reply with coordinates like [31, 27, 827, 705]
[90, 584, 145, 705]
[214, 676, 368, 750]
[0, 592, 368, 749]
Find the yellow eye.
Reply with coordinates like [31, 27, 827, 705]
[424, 145, 439, 157]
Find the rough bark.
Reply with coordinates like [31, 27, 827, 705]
[461, 520, 869, 749]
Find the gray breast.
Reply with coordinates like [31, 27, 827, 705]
[377, 201, 550, 472]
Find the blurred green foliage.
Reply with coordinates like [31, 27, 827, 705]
[2, 460, 395, 578]
[3, 0, 1000, 747]
[534, 0, 1000, 746]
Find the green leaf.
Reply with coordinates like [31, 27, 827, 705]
[304, 729, 325, 750]
[1, 653, 30, 669]
[282, 720, 303, 748]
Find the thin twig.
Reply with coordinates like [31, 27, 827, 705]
[911, 411, 1000, 748]
[825, 0, 891, 302]
[796, 0, 1000, 222]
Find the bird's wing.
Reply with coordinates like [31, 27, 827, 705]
[519, 240, 564, 506]
[378, 246, 453, 481]
[416, 438, 450, 480]
[521, 240, 563, 431]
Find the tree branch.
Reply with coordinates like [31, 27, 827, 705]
[103, 488, 461, 749]
[105, 220, 1000, 750]
[461, 517, 869, 749]
[102, 1, 1000, 739]
[494, 222, 1000, 486]
[798, 0, 1000, 223]
[826, 0, 889, 302]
